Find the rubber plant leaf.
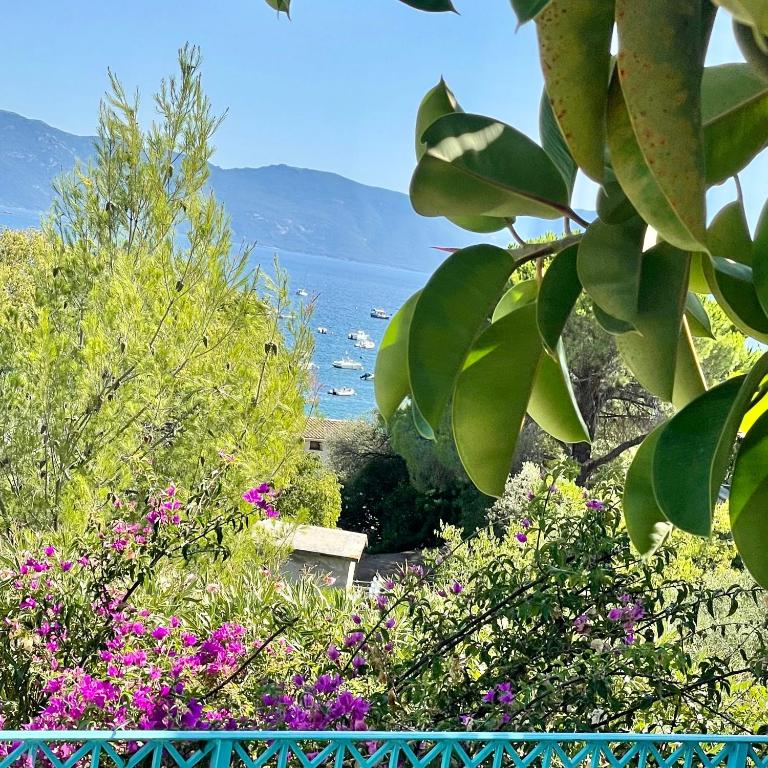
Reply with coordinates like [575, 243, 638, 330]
[610, 0, 710, 252]
[752, 197, 768, 315]
[654, 353, 768, 536]
[623, 423, 673, 557]
[537, 244, 581, 354]
[374, 291, 421, 422]
[536, 0, 614, 181]
[411, 112, 570, 222]
[539, 89, 578, 195]
[702, 63, 768, 184]
[714, 0, 768, 35]
[398, 0, 457, 11]
[408, 244, 516, 432]
[685, 292, 714, 338]
[731, 409, 768, 587]
[510, 0, 552, 24]
[577, 217, 646, 322]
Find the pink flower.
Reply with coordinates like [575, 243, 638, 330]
[152, 626, 170, 640]
[43, 546, 56, 558]
[60, 561, 73, 572]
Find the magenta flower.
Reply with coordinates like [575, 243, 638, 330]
[151, 626, 170, 640]
[43, 545, 56, 558]
[450, 581, 463, 595]
[586, 499, 605, 510]
[515, 532, 528, 544]
[327, 645, 340, 661]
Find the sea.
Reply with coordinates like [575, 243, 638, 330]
[249, 246, 429, 420]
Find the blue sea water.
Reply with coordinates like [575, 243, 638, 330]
[249, 246, 429, 420]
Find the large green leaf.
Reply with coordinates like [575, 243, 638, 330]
[685, 293, 714, 338]
[413, 81, 506, 234]
[539, 90, 577, 194]
[577, 217, 646, 322]
[537, 244, 581, 354]
[733, 21, 768, 83]
[594, 304, 637, 335]
[536, 0, 614, 181]
[752, 198, 768, 315]
[653, 354, 768, 536]
[374, 292, 421, 422]
[731, 409, 768, 587]
[614, 243, 693, 402]
[409, 244, 515, 432]
[715, 0, 768, 34]
[597, 166, 637, 225]
[452, 303, 543, 497]
[708, 200, 753, 266]
[610, 1, 709, 252]
[411, 113, 570, 222]
[415, 79, 462, 160]
[673, 318, 709, 410]
[623, 424, 673, 557]
[702, 63, 768, 184]
[704, 257, 768, 343]
[510, 0, 552, 24]
[492, 280, 539, 321]
[398, 0, 457, 11]
[411, 399, 435, 440]
[264, 0, 290, 13]
[527, 340, 590, 444]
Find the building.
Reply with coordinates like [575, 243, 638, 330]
[302, 417, 360, 462]
[259, 520, 368, 589]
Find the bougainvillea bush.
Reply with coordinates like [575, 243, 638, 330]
[1, 464, 766, 735]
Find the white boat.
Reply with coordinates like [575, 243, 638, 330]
[317, 327, 328, 334]
[295, 288, 309, 297]
[332, 357, 363, 370]
[360, 372, 375, 381]
[328, 386, 355, 396]
[347, 330, 369, 341]
[370, 308, 391, 320]
[355, 339, 375, 350]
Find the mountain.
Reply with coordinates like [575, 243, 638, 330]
[0, 109, 587, 273]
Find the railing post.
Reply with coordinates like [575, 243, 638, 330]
[209, 738, 234, 768]
[728, 741, 749, 768]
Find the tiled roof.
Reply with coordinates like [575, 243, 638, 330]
[303, 417, 362, 442]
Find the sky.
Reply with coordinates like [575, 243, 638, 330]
[1, 1, 765, 219]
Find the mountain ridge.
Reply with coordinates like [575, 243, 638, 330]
[0, 109, 582, 273]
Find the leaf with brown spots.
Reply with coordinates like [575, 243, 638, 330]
[612, 0, 710, 252]
[536, 0, 614, 182]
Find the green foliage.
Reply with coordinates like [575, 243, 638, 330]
[0, 47, 312, 530]
[278, 454, 342, 528]
[258, 0, 768, 582]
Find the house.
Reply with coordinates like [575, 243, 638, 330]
[302, 417, 360, 462]
[259, 520, 368, 589]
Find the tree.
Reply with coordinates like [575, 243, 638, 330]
[278, 453, 342, 528]
[0, 47, 313, 530]
[263, 0, 768, 587]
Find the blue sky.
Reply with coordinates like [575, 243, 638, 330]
[1, 1, 764, 219]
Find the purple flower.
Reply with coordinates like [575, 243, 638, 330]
[344, 631, 364, 647]
[43, 546, 56, 558]
[351, 654, 366, 669]
[450, 581, 463, 595]
[521, 517, 532, 529]
[351, 614, 362, 625]
[482, 689, 495, 703]
[586, 499, 605, 510]
[608, 607, 623, 621]
[151, 626, 170, 640]
[60, 561, 73, 572]
[515, 532, 528, 544]
[327, 645, 340, 662]
[384, 618, 396, 629]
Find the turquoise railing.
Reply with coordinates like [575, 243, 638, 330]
[1, 733, 767, 768]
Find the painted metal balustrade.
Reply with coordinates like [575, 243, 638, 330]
[1, 732, 768, 768]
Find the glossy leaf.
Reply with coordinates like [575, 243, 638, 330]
[597, 166, 637, 225]
[492, 280, 539, 321]
[654, 376, 747, 536]
[411, 113, 570, 222]
[409, 244, 515, 431]
[672, 318, 709, 410]
[610, 1, 709, 252]
[689, 252, 711, 293]
[577, 217, 646, 322]
[654, 354, 768, 537]
[527, 340, 590, 444]
[623, 424, 673, 557]
[536, 0, 614, 181]
[415, 78, 462, 160]
[264, 0, 290, 13]
[685, 293, 714, 338]
[715, 0, 768, 35]
[374, 292, 421, 422]
[614, 243, 693, 402]
[537, 244, 581, 354]
[731, 409, 768, 587]
[510, 0, 552, 24]
[539, 90, 577, 194]
[733, 21, 768, 83]
[453, 303, 542, 496]
[708, 200, 752, 266]
[752, 198, 768, 315]
[702, 63, 768, 184]
[411, 399, 436, 440]
[398, 0, 457, 11]
[704, 257, 768, 342]
[593, 304, 637, 335]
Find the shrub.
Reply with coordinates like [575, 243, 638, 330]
[278, 454, 342, 528]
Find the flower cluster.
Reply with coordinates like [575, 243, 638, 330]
[242, 483, 279, 518]
[607, 594, 645, 644]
